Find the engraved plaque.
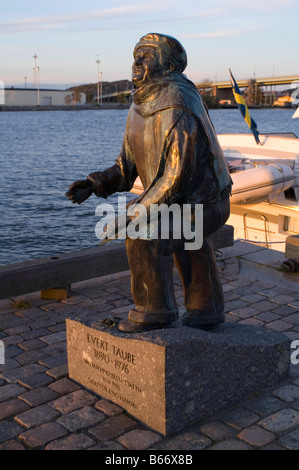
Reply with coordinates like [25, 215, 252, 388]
[66, 319, 166, 434]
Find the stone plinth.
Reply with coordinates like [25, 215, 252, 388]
[66, 319, 290, 435]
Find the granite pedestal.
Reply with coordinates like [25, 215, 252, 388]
[66, 318, 290, 435]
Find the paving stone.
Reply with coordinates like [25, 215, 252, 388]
[284, 314, 299, 326]
[15, 404, 60, 428]
[219, 407, 259, 430]
[272, 305, 299, 316]
[1, 334, 24, 346]
[4, 344, 23, 359]
[0, 420, 24, 443]
[43, 341, 67, 355]
[20, 386, 59, 406]
[229, 278, 253, 287]
[19, 422, 68, 449]
[208, 438, 253, 450]
[15, 307, 51, 320]
[30, 319, 56, 330]
[48, 323, 68, 333]
[239, 318, 264, 327]
[258, 408, 299, 433]
[46, 433, 96, 450]
[228, 306, 260, 319]
[252, 300, 277, 312]
[50, 389, 98, 413]
[272, 295, 297, 305]
[272, 385, 299, 402]
[244, 395, 285, 416]
[57, 405, 106, 432]
[88, 440, 126, 450]
[21, 328, 50, 340]
[48, 377, 80, 395]
[261, 442, 287, 450]
[18, 338, 45, 351]
[0, 383, 26, 402]
[221, 284, 236, 294]
[0, 398, 30, 420]
[224, 300, 249, 313]
[117, 429, 163, 450]
[234, 285, 260, 295]
[89, 414, 138, 441]
[0, 358, 20, 372]
[40, 302, 64, 311]
[255, 312, 281, 323]
[224, 292, 240, 302]
[199, 421, 236, 441]
[16, 349, 49, 366]
[155, 432, 211, 450]
[40, 331, 66, 345]
[4, 325, 30, 335]
[1, 364, 46, 383]
[258, 289, 281, 298]
[46, 363, 68, 380]
[95, 399, 123, 417]
[239, 293, 266, 304]
[237, 425, 275, 447]
[0, 439, 26, 450]
[61, 296, 88, 305]
[0, 315, 30, 330]
[288, 329, 299, 338]
[266, 320, 292, 332]
[38, 353, 67, 369]
[0, 299, 15, 314]
[278, 428, 299, 450]
[18, 372, 54, 390]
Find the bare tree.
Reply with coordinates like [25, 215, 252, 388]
[243, 79, 264, 106]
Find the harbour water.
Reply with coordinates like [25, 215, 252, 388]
[1, 107, 299, 266]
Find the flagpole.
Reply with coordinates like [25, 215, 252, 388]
[229, 68, 261, 145]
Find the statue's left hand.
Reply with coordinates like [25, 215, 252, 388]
[65, 179, 93, 204]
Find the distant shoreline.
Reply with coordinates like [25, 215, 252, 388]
[0, 103, 294, 112]
[0, 103, 131, 112]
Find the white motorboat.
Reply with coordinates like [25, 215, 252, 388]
[131, 133, 299, 254]
[293, 107, 299, 119]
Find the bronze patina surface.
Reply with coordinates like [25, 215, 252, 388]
[66, 33, 232, 333]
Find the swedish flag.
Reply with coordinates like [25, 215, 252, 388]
[229, 69, 260, 145]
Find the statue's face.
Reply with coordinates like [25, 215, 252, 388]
[132, 46, 163, 87]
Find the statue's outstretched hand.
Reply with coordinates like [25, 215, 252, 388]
[65, 179, 93, 204]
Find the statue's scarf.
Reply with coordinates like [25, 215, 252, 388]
[131, 73, 232, 193]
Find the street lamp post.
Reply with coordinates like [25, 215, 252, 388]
[36, 66, 40, 106]
[100, 71, 103, 106]
[96, 56, 100, 105]
[33, 54, 38, 88]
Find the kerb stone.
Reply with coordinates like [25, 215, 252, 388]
[66, 319, 290, 435]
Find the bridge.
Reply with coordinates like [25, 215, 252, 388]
[197, 74, 299, 105]
[102, 74, 299, 105]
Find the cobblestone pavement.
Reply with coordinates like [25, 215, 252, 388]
[1, 241, 299, 451]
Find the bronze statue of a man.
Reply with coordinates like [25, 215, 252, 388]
[66, 33, 232, 333]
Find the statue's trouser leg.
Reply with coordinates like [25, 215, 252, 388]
[174, 196, 230, 328]
[173, 238, 224, 328]
[126, 238, 178, 325]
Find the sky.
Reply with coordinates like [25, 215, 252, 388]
[1, 0, 298, 89]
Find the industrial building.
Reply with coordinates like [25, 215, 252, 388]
[2, 88, 86, 107]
